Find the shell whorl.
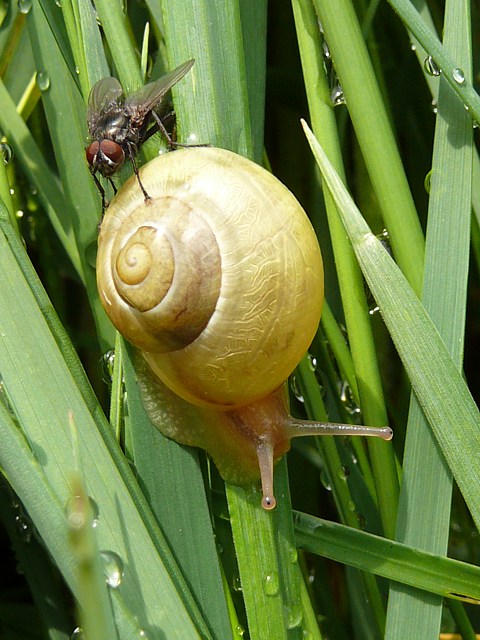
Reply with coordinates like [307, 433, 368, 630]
[98, 193, 222, 352]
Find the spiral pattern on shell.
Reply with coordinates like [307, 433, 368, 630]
[97, 147, 324, 409]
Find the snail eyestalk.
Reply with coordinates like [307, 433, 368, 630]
[286, 419, 393, 441]
[255, 438, 277, 511]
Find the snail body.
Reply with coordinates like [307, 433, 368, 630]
[97, 147, 392, 508]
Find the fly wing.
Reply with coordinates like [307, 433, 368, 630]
[87, 77, 124, 134]
[124, 59, 195, 122]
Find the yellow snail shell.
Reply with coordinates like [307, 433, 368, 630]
[96, 147, 392, 509]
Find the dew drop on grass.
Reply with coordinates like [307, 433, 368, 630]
[0, 142, 13, 164]
[452, 67, 466, 85]
[331, 84, 345, 106]
[18, 0, 32, 14]
[65, 495, 100, 529]
[99, 349, 115, 384]
[36, 71, 51, 91]
[424, 56, 440, 76]
[286, 603, 303, 629]
[100, 550, 124, 588]
[263, 572, 280, 596]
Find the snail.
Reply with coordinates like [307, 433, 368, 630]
[96, 147, 392, 509]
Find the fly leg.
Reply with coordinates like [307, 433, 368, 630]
[92, 171, 108, 212]
[149, 110, 207, 149]
[91, 170, 117, 218]
[127, 146, 151, 201]
[149, 110, 175, 147]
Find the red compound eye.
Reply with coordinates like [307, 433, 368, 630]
[86, 141, 100, 165]
[99, 139, 125, 164]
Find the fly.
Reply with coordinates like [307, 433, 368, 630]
[86, 59, 194, 210]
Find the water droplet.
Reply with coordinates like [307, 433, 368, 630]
[55, 0, 62, 7]
[451, 520, 462, 533]
[452, 67, 465, 85]
[186, 132, 199, 144]
[286, 603, 303, 629]
[424, 56, 440, 76]
[289, 375, 304, 404]
[377, 228, 392, 255]
[322, 40, 331, 60]
[235, 625, 245, 638]
[289, 546, 298, 563]
[17, 0, 32, 13]
[232, 575, 242, 592]
[331, 84, 345, 106]
[138, 630, 149, 638]
[306, 354, 317, 372]
[410, 43, 417, 52]
[36, 71, 50, 91]
[431, 98, 438, 114]
[70, 628, 84, 640]
[263, 572, 279, 596]
[338, 465, 350, 480]
[65, 495, 99, 529]
[74, 66, 80, 75]
[100, 550, 124, 588]
[339, 380, 361, 416]
[319, 468, 332, 491]
[0, 142, 13, 164]
[424, 169, 433, 194]
[15, 513, 32, 542]
[99, 349, 115, 384]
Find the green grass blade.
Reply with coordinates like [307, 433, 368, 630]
[227, 482, 289, 640]
[313, 0, 424, 294]
[387, 0, 480, 124]
[0, 481, 72, 639]
[238, 0, 267, 162]
[66, 472, 118, 640]
[0, 202, 217, 634]
[0, 78, 82, 278]
[38, 0, 76, 84]
[385, 0, 473, 637]
[295, 357, 386, 636]
[295, 512, 480, 603]
[27, 3, 113, 347]
[159, 0, 254, 157]
[90, 0, 142, 92]
[303, 122, 480, 531]
[61, 0, 109, 95]
[0, 221, 204, 638]
[123, 344, 232, 640]
[292, 0, 398, 538]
